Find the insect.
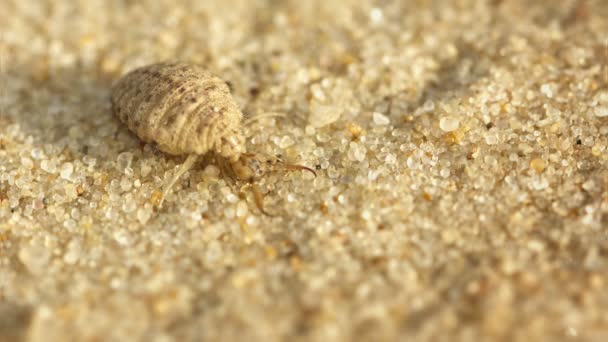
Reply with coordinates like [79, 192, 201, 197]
[111, 62, 315, 215]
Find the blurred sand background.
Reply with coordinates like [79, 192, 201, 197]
[2, 0, 608, 341]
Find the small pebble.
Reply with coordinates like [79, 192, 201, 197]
[347, 122, 363, 138]
[60, 163, 74, 179]
[120, 178, 132, 192]
[595, 106, 608, 117]
[540, 84, 554, 98]
[485, 134, 499, 145]
[21, 157, 34, 169]
[117, 152, 134, 170]
[439, 117, 460, 132]
[137, 207, 152, 224]
[279, 135, 295, 148]
[31, 148, 45, 159]
[64, 184, 78, 200]
[530, 158, 546, 173]
[203, 165, 220, 177]
[373, 112, 390, 125]
[40, 160, 57, 174]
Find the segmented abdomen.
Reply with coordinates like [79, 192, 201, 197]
[111, 62, 244, 156]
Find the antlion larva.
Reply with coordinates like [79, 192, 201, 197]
[111, 62, 315, 214]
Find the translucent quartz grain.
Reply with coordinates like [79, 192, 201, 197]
[60, 163, 74, 180]
[236, 201, 248, 217]
[64, 184, 78, 200]
[136, 207, 152, 224]
[348, 142, 366, 162]
[21, 157, 34, 169]
[540, 84, 554, 98]
[439, 117, 460, 132]
[31, 148, 45, 159]
[203, 165, 220, 177]
[122, 195, 137, 213]
[120, 178, 132, 192]
[485, 133, 499, 145]
[278, 135, 295, 148]
[530, 158, 546, 173]
[40, 160, 57, 173]
[406, 156, 421, 170]
[373, 112, 390, 125]
[595, 106, 608, 117]
[116, 152, 133, 171]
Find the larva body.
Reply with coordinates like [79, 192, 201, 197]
[111, 62, 245, 161]
[111, 62, 315, 213]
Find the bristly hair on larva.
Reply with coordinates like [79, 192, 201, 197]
[111, 62, 315, 216]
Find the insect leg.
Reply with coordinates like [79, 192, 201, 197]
[272, 163, 317, 177]
[243, 112, 287, 126]
[250, 182, 275, 217]
[158, 154, 199, 208]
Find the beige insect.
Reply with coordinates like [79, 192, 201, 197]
[111, 62, 315, 214]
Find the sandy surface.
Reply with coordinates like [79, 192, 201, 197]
[2, 0, 608, 341]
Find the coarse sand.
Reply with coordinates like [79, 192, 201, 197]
[2, 1, 608, 341]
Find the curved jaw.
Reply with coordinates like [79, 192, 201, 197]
[229, 153, 317, 216]
[155, 152, 316, 217]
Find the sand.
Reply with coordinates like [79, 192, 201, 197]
[2, 0, 608, 341]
